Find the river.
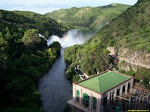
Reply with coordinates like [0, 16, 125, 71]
[38, 29, 93, 112]
[38, 49, 72, 112]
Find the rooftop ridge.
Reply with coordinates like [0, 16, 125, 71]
[98, 77, 101, 92]
[74, 70, 108, 84]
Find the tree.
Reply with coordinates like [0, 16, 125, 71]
[49, 41, 62, 55]
[21, 29, 41, 47]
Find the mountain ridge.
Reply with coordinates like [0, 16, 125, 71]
[45, 4, 130, 31]
[89, 0, 150, 53]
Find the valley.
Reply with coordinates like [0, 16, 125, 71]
[0, 0, 150, 112]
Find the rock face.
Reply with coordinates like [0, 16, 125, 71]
[107, 47, 150, 71]
[118, 61, 140, 71]
[107, 47, 115, 55]
[118, 47, 150, 65]
[117, 47, 150, 71]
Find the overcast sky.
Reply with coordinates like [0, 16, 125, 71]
[0, 0, 138, 14]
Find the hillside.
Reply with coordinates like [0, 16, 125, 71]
[89, 0, 150, 62]
[0, 10, 67, 38]
[64, 0, 150, 88]
[0, 10, 64, 112]
[45, 4, 130, 31]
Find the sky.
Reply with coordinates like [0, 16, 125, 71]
[0, 0, 138, 14]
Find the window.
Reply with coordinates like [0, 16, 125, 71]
[93, 97, 97, 110]
[83, 93, 89, 108]
[76, 90, 80, 102]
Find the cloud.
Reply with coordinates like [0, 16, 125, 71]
[0, 0, 138, 14]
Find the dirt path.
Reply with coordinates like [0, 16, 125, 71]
[119, 57, 150, 69]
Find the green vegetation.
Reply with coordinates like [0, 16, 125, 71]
[72, 75, 81, 82]
[65, 65, 76, 82]
[45, 4, 130, 31]
[85, 0, 150, 87]
[0, 10, 67, 38]
[136, 68, 150, 81]
[0, 9, 63, 112]
[64, 0, 150, 88]
[89, 0, 150, 53]
[119, 67, 150, 89]
[64, 44, 111, 77]
[65, 54, 81, 83]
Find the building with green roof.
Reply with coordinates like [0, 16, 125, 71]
[68, 70, 134, 112]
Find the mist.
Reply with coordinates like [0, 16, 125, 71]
[47, 29, 93, 48]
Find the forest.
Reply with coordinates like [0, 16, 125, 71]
[0, 10, 63, 112]
[64, 43, 111, 82]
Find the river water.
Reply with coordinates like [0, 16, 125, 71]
[38, 49, 72, 112]
[38, 29, 93, 112]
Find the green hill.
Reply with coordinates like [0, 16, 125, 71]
[0, 10, 67, 38]
[89, 0, 150, 53]
[64, 0, 150, 86]
[45, 4, 130, 31]
[88, 0, 150, 83]
[0, 10, 65, 111]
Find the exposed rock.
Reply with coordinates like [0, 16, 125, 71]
[107, 47, 150, 71]
[117, 47, 150, 65]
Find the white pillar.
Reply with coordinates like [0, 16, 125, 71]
[129, 96, 131, 108]
[130, 78, 134, 93]
[110, 92, 113, 101]
[120, 85, 123, 96]
[107, 92, 110, 106]
[97, 95, 102, 112]
[114, 88, 117, 98]
[131, 78, 134, 88]
[73, 84, 76, 103]
[125, 82, 129, 94]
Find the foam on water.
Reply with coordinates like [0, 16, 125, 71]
[47, 29, 87, 48]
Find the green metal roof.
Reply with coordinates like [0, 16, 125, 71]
[78, 71, 130, 93]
